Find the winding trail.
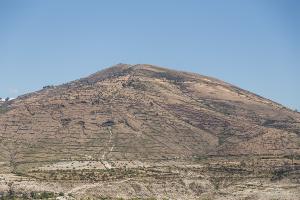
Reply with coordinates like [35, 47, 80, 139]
[67, 178, 134, 195]
[101, 127, 115, 169]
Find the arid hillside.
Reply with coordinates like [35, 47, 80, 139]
[0, 64, 299, 199]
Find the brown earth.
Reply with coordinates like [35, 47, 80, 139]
[0, 64, 299, 199]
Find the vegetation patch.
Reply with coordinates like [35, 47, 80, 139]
[0, 191, 58, 200]
[0, 103, 10, 114]
[28, 168, 145, 182]
[271, 165, 298, 181]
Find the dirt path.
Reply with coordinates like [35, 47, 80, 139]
[101, 127, 115, 169]
[67, 178, 133, 195]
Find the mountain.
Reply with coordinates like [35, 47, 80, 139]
[0, 64, 299, 199]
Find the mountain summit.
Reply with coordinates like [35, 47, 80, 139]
[0, 64, 299, 199]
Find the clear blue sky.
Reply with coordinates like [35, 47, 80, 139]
[0, 0, 299, 110]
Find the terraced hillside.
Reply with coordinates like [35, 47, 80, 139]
[0, 64, 299, 199]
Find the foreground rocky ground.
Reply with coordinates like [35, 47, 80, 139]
[0, 156, 299, 199]
[0, 64, 299, 199]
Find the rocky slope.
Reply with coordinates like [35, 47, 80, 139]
[0, 64, 299, 199]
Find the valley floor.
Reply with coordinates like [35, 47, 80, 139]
[0, 156, 299, 199]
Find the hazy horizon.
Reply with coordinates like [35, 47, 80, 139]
[1, 0, 299, 110]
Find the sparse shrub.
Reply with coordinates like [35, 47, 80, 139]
[0, 104, 9, 114]
[21, 193, 30, 199]
[30, 191, 38, 199]
[40, 191, 55, 199]
[43, 85, 54, 89]
[61, 118, 72, 126]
